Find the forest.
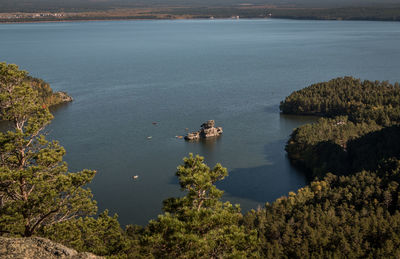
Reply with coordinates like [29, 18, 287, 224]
[282, 77, 400, 178]
[266, 7, 400, 21]
[2, 7, 400, 23]
[1, 64, 400, 258]
[280, 77, 400, 125]
[161, 7, 400, 21]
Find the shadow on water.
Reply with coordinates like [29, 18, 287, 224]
[168, 136, 223, 186]
[264, 104, 280, 114]
[166, 113, 316, 206]
[196, 135, 222, 152]
[184, 135, 223, 161]
[217, 139, 310, 204]
[49, 102, 72, 116]
[216, 113, 318, 206]
[279, 113, 321, 124]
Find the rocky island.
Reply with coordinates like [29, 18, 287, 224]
[185, 120, 223, 140]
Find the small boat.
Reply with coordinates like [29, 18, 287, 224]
[152, 122, 157, 125]
[147, 136, 152, 139]
[133, 175, 139, 179]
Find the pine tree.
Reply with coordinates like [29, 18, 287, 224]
[144, 154, 259, 258]
[0, 62, 97, 236]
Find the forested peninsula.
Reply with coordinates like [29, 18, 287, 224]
[25, 76, 72, 107]
[0, 63, 72, 111]
[281, 77, 400, 178]
[2, 63, 400, 258]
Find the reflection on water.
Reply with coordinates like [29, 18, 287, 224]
[189, 136, 222, 151]
[279, 113, 320, 134]
[184, 136, 222, 163]
[199, 137, 222, 157]
[49, 102, 72, 115]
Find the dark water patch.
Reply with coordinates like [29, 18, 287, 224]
[218, 139, 309, 209]
[264, 104, 280, 114]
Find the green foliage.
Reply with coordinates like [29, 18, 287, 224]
[0, 62, 96, 237]
[286, 116, 382, 178]
[268, 7, 400, 21]
[257, 77, 400, 257]
[0, 62, 71, 113]
[347, 125, 400, 172]
[26, 76, 72, 107]
[280, 77, 400, 125]
[244, 162, 400, 258]
[142, 154, 259, 258]
[174, 153, 228, 211]
[41, 210, 132, 257]
[5, 62, 400, 258]
[283, 77, 400, 179]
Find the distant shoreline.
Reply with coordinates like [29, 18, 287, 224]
[0, 17, 399, 25]
[1, 6, 399, 24]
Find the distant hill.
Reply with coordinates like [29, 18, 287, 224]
[1, 0, 400, 12]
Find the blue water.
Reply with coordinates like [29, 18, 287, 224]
[1, 19, 400, 225]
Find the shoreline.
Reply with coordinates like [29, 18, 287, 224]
[0, 16, 399, 25]
[1, 6, 400, 24]
[0, 6, 255, 24]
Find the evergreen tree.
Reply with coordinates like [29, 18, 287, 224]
[41, 210, 132, 257]
[143, 154, 259, 258]
[0, 62, 97, 236]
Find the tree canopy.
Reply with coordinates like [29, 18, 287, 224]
[280, 76, 400, 125]
[3, 64, 400, 258]
[0, 62, 96, 237]
[142, 154, 259, 258]
[238, 77, 400, 258]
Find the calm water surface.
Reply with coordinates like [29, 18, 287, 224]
[1, 19, 400, 225]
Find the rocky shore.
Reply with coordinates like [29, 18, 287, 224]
[52, 91, 73, 105]
[185, 120, 223, 140]
[0, 237, 101, 259]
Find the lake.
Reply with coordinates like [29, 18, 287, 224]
[1, 19, 399, 225]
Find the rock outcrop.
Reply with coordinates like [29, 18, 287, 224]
[26, 76, 73, 106]
[53, 91, 74, 104]
[185, 120, 223, 140]
[0, 237, 102, 259]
